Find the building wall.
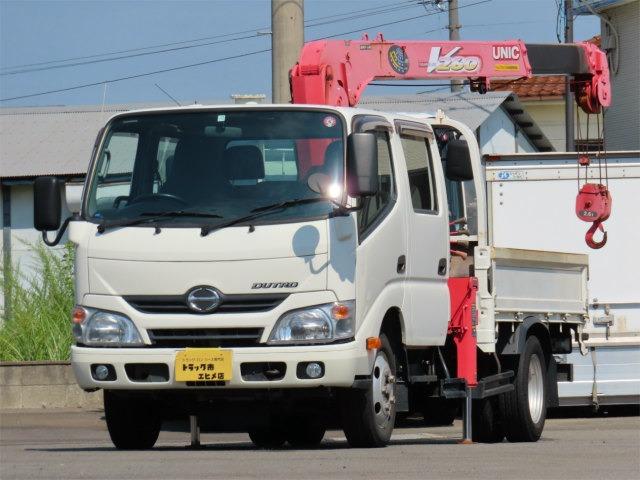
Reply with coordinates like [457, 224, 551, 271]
[522, 100, 599, 152]
[522, 101, 566, 152]
[601, 0, 640, 150]
[1, 183, 71, 313]
[478, 108, 536, 154]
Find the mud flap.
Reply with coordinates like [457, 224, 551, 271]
[546, 354, 559, 408]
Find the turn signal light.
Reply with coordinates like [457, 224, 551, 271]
[72, 306, 87, 324]
[331, 303, 351, 320]
[366, 337, 382, 351]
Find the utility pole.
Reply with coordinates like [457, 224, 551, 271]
[564, 0, 575, 151]
[271, 0, 304, 103]
[448, 0, 463, 92]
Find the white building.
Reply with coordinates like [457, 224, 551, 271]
[362, 92, 554, 154]
[575, 0, 640, 150]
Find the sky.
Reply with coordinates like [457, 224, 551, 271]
[0, 0, 600, 107]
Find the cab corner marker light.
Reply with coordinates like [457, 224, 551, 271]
[72, 306, 87, 324]
[366, 336, 382, 351]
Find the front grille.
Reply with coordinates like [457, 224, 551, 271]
[125, 293, 288, 315]
[147, 328, 263, 348]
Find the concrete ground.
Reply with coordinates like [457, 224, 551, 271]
[0, 409, 639, 480]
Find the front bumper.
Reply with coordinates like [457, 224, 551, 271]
[72, 341, 370, 390]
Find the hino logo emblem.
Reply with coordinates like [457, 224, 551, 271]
[186, 287, 221, 313]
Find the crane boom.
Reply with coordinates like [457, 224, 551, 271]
[290, 35, 611, 114]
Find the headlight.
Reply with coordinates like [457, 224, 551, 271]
[267, 301, 355, 345]
[71, 306, 144, 347]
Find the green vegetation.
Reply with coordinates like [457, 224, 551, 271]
[0, 242, 74, 361]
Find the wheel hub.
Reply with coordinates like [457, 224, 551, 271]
[527, 353, 544, 424]
[372, 353, 395, 429]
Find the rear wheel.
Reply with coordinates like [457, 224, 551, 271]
[423, 398, 458, 426]
[339, 334, 397, 448]
[248, 427, 287, 449]
[501, 336, 547, 442]
[104, 391, 161, 450]
[472, 397, 505, 443]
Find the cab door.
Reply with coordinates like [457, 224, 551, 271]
[396, 122, 450, 346]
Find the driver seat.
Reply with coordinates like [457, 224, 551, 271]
[162, 136, 228, 204]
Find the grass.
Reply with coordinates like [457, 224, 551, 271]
[0, 242, 75, 361]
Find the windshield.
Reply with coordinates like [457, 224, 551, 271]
[85, 109, 345, 226]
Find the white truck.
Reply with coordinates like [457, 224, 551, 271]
[34, 104, 592, 448]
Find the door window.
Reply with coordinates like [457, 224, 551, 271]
[92, 132, 139, 211]
[358, 130, 395, 235]
[400, 134, 438, 213]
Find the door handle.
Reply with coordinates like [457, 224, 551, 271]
[397, 255, 406, 274]
[437, 258, 447, 276]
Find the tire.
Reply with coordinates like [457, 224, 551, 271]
[500, 336, 547, 442]
[248, 427, 287, 449]
[285, 419, 326, 448]
[472, 397, 505, 443]
[423, 398, 458, 426]
[339, 334, 397, 448]
[104, 391, 161, 450]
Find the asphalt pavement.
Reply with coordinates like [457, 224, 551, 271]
[1, 408, 639, 480]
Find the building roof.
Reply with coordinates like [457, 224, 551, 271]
[573, 0, 635, 14]
[491, 75, 566, 100]
[0, 101, 220, 179]
[361, 91, 554, 151]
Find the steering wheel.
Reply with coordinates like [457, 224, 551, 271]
[128, 193, 188, 206]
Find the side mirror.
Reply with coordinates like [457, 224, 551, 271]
[347, 132, 378, 197]
[34, 176, 62, 231]
[445, 139, 474, 181]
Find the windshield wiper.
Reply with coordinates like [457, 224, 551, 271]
[250, 197, 334, 213]
[200, 197, 342, 237]
[96, 210, 222, 233]
[140, 210, 222, 219]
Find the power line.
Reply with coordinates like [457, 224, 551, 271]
[1, 1, 423, 77]
[1, 33, 261, 76]
[0, 49, 271, 102]
[0, 0, 419, 73]
[1, 0, 491, 103]
[3, 2, 511, 78]
[320, 0, 491, 40]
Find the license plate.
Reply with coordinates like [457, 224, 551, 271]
[174, 348, 233, 382]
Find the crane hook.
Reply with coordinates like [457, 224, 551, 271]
[576, 183, 612, 249]
[585, 220, 608, 249]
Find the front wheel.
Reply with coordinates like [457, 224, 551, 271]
[104, 391, 161, 450]
[285, 419, 326, 448]
[339, 334, 397, 448]
[500, 336, 547, 442]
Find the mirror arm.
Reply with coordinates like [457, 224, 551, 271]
[41, 215, 74, 247]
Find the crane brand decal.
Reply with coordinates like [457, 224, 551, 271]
[251, 282, 299, 289]
[492, 45, 521, 60]
[388, 45, 410, 74]
[493, 45, 521, 71]
[423, 47, 480, 73]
